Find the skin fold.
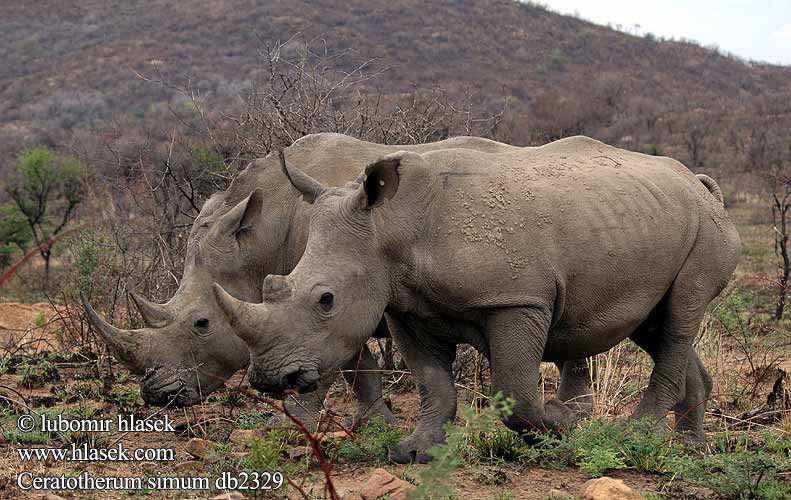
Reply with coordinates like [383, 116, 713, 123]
[214, 135, 741, 463]
[83, 132, 596, 426]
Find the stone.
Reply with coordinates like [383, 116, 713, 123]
[175, 460, 204, 473]
[548, 488, 573, 498]
[359, 468, 414, 500]
[184, 437, 216, 459]
[319, 430, 351, 442]
[289, 446, 311, 460]
[229, 428, 264, 445]
[582, 477, 643, 500]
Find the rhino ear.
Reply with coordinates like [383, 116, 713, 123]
[360, 156, 401, 209]
[214, 189, 264, 243]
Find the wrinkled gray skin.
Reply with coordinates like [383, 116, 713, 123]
[83, 132, 593, 424]
[214, 136, 741, 463]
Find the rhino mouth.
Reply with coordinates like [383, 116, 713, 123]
[248, 362, 321, 396]
[140, 369, 201, 407]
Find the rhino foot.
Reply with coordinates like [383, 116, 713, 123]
[544, 399, 578, 430]
[388, 430, 445, 464]
[348, 400, 397, 428]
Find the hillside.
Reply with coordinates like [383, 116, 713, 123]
[1, 0, 790, 171]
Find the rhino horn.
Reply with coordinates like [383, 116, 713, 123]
[81, 294, 147, 374]
[279, 150, 327, 204]
[263, 274, 292, 298]
[212, 283, 268, 344]
[129, 291, 173, 328]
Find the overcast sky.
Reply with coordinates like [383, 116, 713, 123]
[544, 0, 791, 66]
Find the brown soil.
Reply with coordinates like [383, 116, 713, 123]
[0, 303, 60, 354]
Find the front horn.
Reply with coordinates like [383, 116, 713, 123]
[212, 283, 269, 345]
[81, 294, 148, 374]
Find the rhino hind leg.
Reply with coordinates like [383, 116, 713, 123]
[488, 307, 576, 436]
[631, 274, 718, 439]
[340, 343, 397, 427]
[672, 351, 712, 443]
[555, 358, 594, 418]
[629, 320, 711, 443]
[386, 313, 457, 464]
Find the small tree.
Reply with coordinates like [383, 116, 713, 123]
[0, 203, 32, 269]
[772, 172, 791, 320]
[3, 145, 88, 286]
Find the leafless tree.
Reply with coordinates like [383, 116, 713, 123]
[772, 171, 791, 320]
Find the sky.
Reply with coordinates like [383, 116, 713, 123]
[544, 0, 791, 66]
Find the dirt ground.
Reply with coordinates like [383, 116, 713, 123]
[0, 303, 60, 353]
[0, 356, 727, 500]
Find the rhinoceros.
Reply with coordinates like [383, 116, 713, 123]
[213, 135, 741, 462]
[82, 132, 593, 424]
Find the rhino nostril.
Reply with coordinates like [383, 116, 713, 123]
[284, 368, 302, 388]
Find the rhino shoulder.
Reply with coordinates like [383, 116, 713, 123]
[290, 132, 363, 152]
[428, 136, 518, 153]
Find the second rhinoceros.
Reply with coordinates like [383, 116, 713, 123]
[85, 133, 595, 424]
[214, 136, 740, 462]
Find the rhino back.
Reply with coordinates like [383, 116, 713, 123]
[384, 136, 738, 357]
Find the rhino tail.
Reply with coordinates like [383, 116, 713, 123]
[695, 174, 724, 205]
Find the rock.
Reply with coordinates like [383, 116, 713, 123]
[343, 493, 365, 500]
[175, 460, 204, 473]
[582, 477, 643, 500]
[359, 468, 414, 500]
[319, 430, 351, 442]
[289, 446, 311, 460]
[209, 493, 245, 500]
[184, 437, 216, 459]
[138, 461, 158, 474]
[229, 428, 264, 445]
[548, 488, 573, 498]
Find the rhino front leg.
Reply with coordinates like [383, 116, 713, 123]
[386, 313, 457, 464]
[266, 377, 333, 430]
[488, 307, 575, 434]
[341, 342, 396, 426]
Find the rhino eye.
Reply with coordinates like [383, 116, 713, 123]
[318, 292, 334, 312]
[194, 318, 209, 329]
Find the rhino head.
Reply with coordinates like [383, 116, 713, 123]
[213, 151, 415, 395]
[84, 189, 273, 406]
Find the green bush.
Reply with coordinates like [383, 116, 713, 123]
[668, 450, 791, 499]
[325, 416, 404, 463]
[471, 427, 532, 464]
[244, 427, 293, 473]
[407, 393, 515, 500]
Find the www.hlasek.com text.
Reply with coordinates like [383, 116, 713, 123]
[16, 472, 285, 491]
[17, 442, 174, 462]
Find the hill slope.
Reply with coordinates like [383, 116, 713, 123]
[1, 0, 790, 167]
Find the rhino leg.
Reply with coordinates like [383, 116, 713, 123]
[673, 351, 712, 443]
[489, 307, 575, 435]
[267, 377, 333, 430]
[631, 277, 708, 438]
[386, 313, 457, 464]
[341, 343, 396, 426]
[630, 320, 711, 443]
[555, 358, 593, 418]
